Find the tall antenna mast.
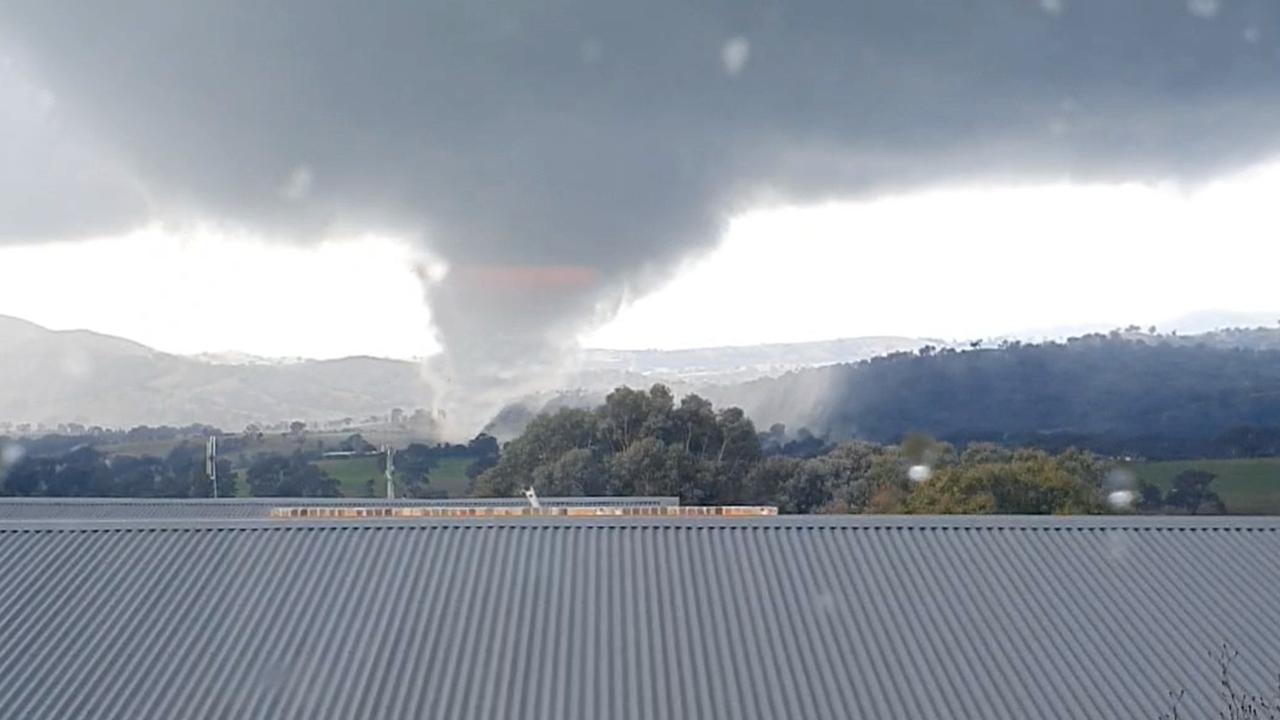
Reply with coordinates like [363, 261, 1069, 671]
[205, 435, 219, 499]
[384, 445, 395, 499]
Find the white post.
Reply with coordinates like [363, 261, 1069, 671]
[206, 436, 219, 499]
[384, 445, 395, 500]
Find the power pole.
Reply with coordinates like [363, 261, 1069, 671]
[206, 435, 219, 499]
[384, 445, 395, 499]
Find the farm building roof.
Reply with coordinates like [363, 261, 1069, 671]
[0, 514, 1276, 719]
[0, 495, 679, 520]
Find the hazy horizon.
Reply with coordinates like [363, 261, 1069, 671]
[5, 304, 1277, 363]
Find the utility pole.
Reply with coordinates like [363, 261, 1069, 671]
[384, 445, 395, 499]
[206, 435, 219, 499]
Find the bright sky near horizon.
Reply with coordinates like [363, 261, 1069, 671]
[587, 158, 1280, 349]
[2, 159, 1279, 359]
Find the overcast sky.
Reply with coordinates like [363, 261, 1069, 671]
[2, 0, 1280, 426]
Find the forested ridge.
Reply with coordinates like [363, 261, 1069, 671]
[724, 334, 1280, 459]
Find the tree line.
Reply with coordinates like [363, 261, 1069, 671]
[0, 385, 1233, 514]
[477, 384, 1138, 514]
[0, 432, 503, 499]
[0, 442, 347, 498]
[0, 442, 237, 498]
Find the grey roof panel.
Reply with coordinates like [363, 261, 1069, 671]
[0, 495, 680, 520]
[0, 516, 1277, 719]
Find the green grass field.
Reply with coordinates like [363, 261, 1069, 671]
[315, 456, 383, 498]
[95, 430, 478, 498]
[428, 457, 474, 497]
[1127, 458, 1280, 514]
[314, 454, 475, 498]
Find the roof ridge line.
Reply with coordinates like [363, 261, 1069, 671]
[0, 521, 1274, 533]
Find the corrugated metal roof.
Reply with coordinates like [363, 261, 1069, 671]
[0, 515, 1277, 719]
[0, 496, 679, 520]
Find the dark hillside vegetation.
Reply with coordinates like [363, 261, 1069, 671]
[722, 335, 1280, 459]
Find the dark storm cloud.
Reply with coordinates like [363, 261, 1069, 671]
[2, 0, 1279, 429]
[0, 57, 147, 240]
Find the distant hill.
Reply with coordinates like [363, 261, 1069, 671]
[11, 311, 1280, 446]
[578, 336, 937, 385]
[0, 315, 931, 430]
[1161, 310, 1280, 336]
[1167, 325, 1280, 352]
[708, 332, 1280, 457]
[187, 350, 310, 366]
[0, 315, 434, 429]
[475, 338, 939, 438]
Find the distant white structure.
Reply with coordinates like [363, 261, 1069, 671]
[320, 450, 380, 459]
[205, 436, 219, 499]
[1107, 490, 1136, 511]
[524, 487, 541, 509]
[383, 445, 395, 500]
